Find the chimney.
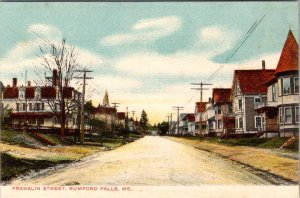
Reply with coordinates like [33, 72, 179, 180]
[52, 69, 58, 86]
[13, 78, 17, 87]
[27, 81, 31, 87]
[262, 60, 266, 70]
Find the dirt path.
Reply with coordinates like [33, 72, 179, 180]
[166, 137, 298, 184]
[10, 136, 284, 185]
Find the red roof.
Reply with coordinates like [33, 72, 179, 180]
[275, 30, 298, 75]
[265, 30, 299, 85]
[234, 69, 275, 95]
[3, 87, 18, 99]
[94, 107, 117, 114]
[41, 87, 56, 99]
[212, 88, 231, 104]
[25, 87, 35, 99]
[182, 114, 195, 122]
[195, 102, 208, 113]
[62, 87, 74, 98]
[117, 112, 125, 120]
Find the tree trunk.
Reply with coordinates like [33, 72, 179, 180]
[60, 101, 66, 138]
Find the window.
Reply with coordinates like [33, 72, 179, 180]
[16, 103, 20, 111]
[35, 87, 41, 99]
[279, 107, 283, 123]
[36, 103, 41, 111]
[22, 103, 26, 111]
[284, 107, 292, 124]
[41, 103, 44, 111]
[295, 106, 299, 123]
[254, 97, 261, 108]
[272, 84, 276, 101]
[238, 99, 242, 110]
[215, 106, 221, 114]
[294, 77, 299, 94]
[239, 117, 243, 129]
[255, 116, 262, 129]
[218, 120, 223, 129]
[282, 78, 291, 95]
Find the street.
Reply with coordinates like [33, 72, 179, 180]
[10, 136, 274, 185]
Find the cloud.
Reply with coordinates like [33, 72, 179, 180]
[27, 23, 63, 40]
[114, 51, 220, 77]
[0, 24, 105, 85]
[197, 26, 241, 55]
[101, 16, 181, 46]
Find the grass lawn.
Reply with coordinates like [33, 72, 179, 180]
[177, 136, 298, 151]
[0, 128, 132, 181]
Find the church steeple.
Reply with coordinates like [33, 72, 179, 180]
[103, 90, 110, 107]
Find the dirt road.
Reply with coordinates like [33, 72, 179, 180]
[10, 136, 275, 185]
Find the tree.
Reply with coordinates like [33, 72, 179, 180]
[35, 39, 81, 138]
[157, 121, 169, 136]
[139, 110, 148, 131]
[1, 104, 13, 126]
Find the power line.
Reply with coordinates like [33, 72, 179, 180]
[207, 15, 266, 81]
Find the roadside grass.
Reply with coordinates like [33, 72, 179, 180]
[174, 136, 298, 151]
[1, 152, 71, 181]
[34, 133, 65, 146]
[1, 128, 140, 181]
[0, 129, 42, 147]
[102, 138, 124, 149]
[129, 133, 143, 139]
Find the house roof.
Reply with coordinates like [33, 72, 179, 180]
[195, 102, 208, 113]
[117, 112, 126, 120]
[264, 30, 299, 85]
[275, 30, 299, 75]
[212, 88, 231, 104]
[94, 107, 117, 114]
[3, 87, 19, 98]
[233, 69, 275, 95]
[182, 113, 195, 122]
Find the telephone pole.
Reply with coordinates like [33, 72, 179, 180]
[166, 115, 170, 134]
[172, 106, 184, 135]
[75, 69, 93, 144]
[191, 82, 212, 136]
[111, 102, 120, 139]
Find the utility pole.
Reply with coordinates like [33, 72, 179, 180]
[131, 110, 135, 132]
[172, 106, 184, 135]
[111, 102, 120, 139]
[166, 115, 170, 134]
[170, 113, 173, 134]
[191, 82, 212, 136]
[75, 69, 93, 144]
[23, 70, 28, 141]
[131, 111, 136, 120]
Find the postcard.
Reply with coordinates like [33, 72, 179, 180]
[0, 1, 298, 198]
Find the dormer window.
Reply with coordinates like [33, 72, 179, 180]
[19, 88, 25, 99]
[35, 87, 41, 99]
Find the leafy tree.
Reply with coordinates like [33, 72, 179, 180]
[157, 121, 169, 136]
[139, 110, 148, 131]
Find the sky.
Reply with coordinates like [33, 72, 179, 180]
[0, 2, 298, 124]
